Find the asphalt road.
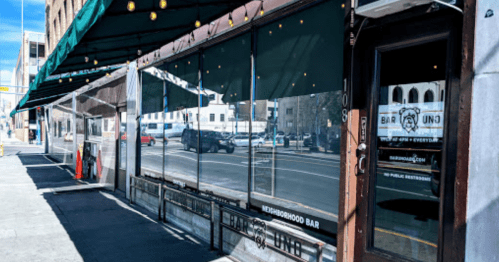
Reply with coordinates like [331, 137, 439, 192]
[140, 137, 341, 215]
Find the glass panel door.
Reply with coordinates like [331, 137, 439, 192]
[371, 40, 447, 262]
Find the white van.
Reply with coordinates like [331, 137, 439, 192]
[164, 123, 187, 138]
[144, 122, 163, 138]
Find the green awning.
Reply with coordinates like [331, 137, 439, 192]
[10, 67, 119, 117]
[27, 0, 249, 106]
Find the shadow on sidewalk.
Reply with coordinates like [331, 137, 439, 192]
[18, 154, 219, 262]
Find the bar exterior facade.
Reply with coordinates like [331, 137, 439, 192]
[27, 0, 499, 261]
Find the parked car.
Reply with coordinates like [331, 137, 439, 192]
[303, 133, 316, 147]
[144, 122, 163, 138]
[286, 133, 298, 140]
[275, 131, 285, 143]
[232, 135, 265, 147]
[164, 123, 187, 138]
[120, 132, 156, 146]
[181, 129, 234, 153]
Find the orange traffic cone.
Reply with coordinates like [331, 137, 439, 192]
[75, 150, 83, 179]
[96, 150, 102, 179]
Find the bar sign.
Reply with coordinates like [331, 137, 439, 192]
[0, 87, 9, 92]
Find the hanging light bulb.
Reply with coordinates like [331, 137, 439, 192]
[85, 56, 89, 63]
[59, 78, 62, 83]
[127, 1, 135, 12]
[191, 32, 195, 41]
[126, 60, 130, 65]
[150, 11, 157, 21]
[94, 59, 98, 65]
[228, 13, 233, 26]
[69, 77, 72, 82]
[106, 72, 110, 77]
[159, 0, 167, 9]
[86, 79, 89, 83]
[260, 4, 264, 16]
[146, 58, 149, 65]
[244, 10, 249, 21]
[137, 49, 142, 56]
[195, 13, 201, 28]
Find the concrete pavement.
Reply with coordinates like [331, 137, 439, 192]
[0, 147, 220, 262]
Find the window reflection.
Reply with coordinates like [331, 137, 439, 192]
[372, 40, 447, 262]
[251, 91, 341, 234]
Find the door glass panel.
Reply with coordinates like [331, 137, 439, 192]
[372, 41, 446, 262]
[120, 112, 127, 170]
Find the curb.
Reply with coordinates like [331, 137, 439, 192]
[255, 150, 340, 161]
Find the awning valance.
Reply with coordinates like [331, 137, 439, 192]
[10, 67, 119, 117]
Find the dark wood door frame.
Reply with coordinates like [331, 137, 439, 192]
[351, 10, 467, 262]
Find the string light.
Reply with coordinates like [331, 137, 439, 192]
[228, 13, 233, 26]
[127, 60, 130, 65]
[86, 79, 89, 83]
[146, 58, 149, 65]
[59, 78, 62, 83]
[85, 56, 89, 63]
[260, 3, 264, 16]
[195, 13, 201, 28]
[300, 20, 304, 24]
[191, 32, 195, 41]
[94, 59, 98, 65]
[150, 11, 157, 21]
[159, 0, 167, 9]
[106, 72, 110, 77]
[341, 3, 345, 8]
[244, 9, 249, 21]
[137, 49, 142, 56]
[69, 77, 72, 82]
[279, 24, 282, 29]
[127, 1, 135, 12]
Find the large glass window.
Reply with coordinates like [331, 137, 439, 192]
[50, 99, 73, 166]
[137, 0, 344, 235]
[75, 77, 125, 187]
[372, 40, 446, 262]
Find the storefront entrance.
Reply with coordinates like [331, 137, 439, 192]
[353, 12, 463, 262]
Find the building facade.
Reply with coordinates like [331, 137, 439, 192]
[12, 31, 46, 142]
[17, 0, 498, 261]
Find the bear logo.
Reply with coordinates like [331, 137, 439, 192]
[399, 107, 420, 133]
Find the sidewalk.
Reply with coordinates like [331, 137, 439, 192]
[0, 148, 219, 261]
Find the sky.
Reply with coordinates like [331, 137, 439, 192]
[0, 0, 46, 87]
[0, 0, 45, 112]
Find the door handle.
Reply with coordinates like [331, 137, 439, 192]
[358, 154, 366, 174]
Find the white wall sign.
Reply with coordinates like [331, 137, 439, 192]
[378, 102, 444, 138]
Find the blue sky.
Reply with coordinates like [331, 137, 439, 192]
[1, 0, 46, 86]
